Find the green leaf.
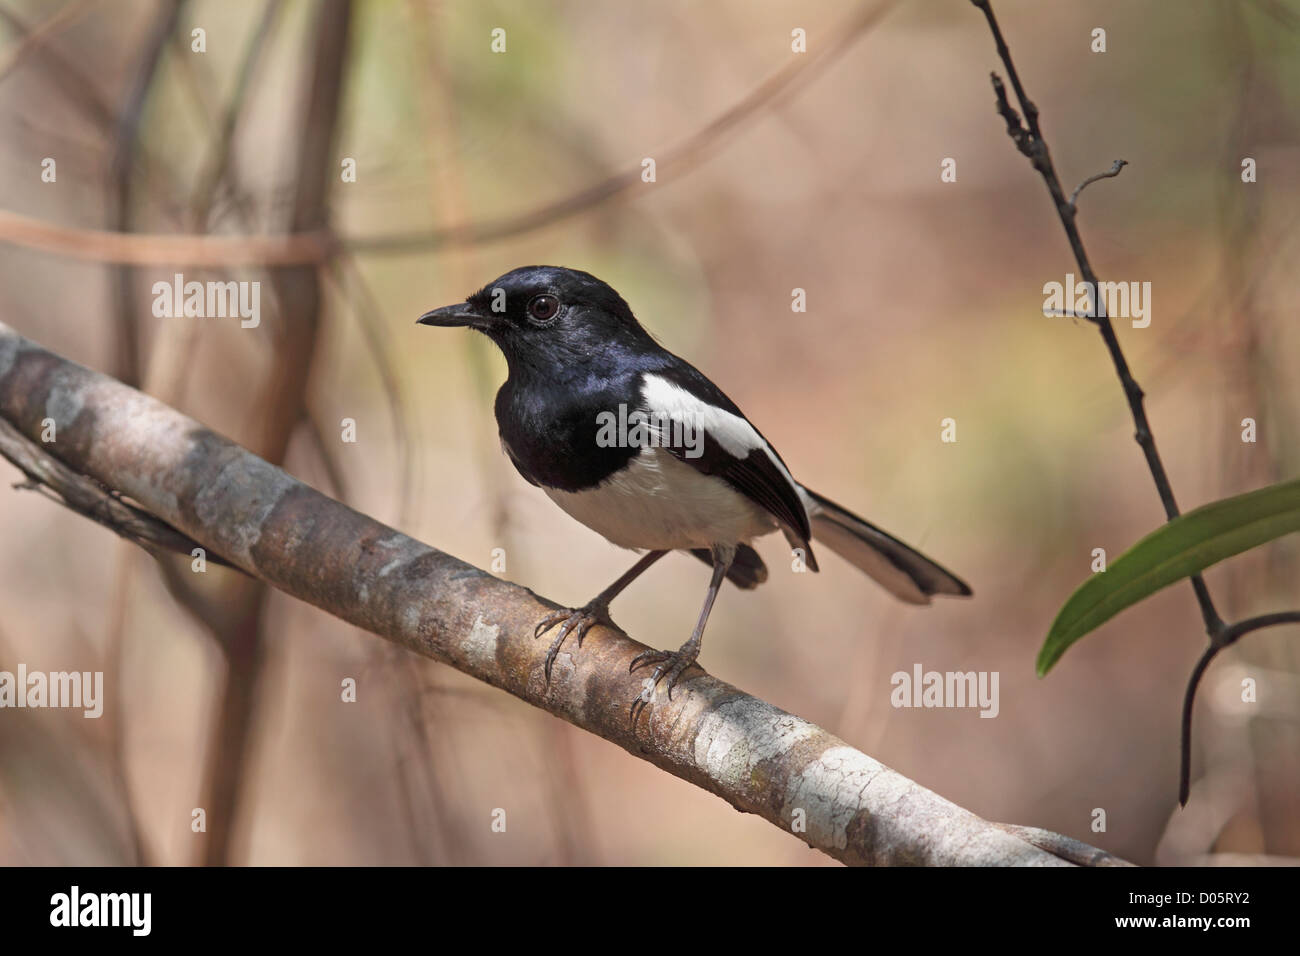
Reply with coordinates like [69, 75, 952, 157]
[1038, 477, 1300, 676]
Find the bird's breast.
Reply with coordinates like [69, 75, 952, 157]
[495, 377, 637, 491]
[541, 446, 777, 551]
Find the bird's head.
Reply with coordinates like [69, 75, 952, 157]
[417, 266, 654, 368]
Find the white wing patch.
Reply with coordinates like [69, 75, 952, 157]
[639, 373, 802, 497]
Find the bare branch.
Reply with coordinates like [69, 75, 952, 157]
[0, 321, 1126, 867]
[973, 1, 1222, 638]
[971, 0, 1300, 807]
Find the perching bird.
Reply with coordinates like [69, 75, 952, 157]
[418, 266, 970, 709]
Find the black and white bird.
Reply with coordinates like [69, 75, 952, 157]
[418, 266, 970, 706]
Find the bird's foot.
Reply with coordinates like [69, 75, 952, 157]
[535, 602, 614, 682]
[628, 638, 702, 723]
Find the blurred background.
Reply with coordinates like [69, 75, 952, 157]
[0, 0, 1297, 865]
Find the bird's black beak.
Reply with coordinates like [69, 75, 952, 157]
[417, 303, 488, 329]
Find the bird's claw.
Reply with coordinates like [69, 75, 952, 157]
[535, 604, 612, 683]
[628, 645, 700, 724]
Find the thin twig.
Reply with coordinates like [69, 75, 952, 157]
[1069, 159, 1128, 210]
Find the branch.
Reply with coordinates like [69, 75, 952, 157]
[970, 0, 1300, 808]
[971, 0, 1223, 640]
[0, 322, 1128, 866]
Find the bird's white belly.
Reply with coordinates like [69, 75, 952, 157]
[542, 447, 777, 551]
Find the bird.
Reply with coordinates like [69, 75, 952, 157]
[418, 265, 970, 713]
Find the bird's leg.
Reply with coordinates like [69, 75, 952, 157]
[630, 544, 734, 720]
[536, 549, 667, 681]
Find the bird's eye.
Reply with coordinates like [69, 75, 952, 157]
[527, 294, 559, 322]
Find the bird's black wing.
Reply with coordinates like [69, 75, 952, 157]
[637, 361, 813, 547]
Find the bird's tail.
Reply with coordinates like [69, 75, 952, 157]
[798, 486, 971, 605]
